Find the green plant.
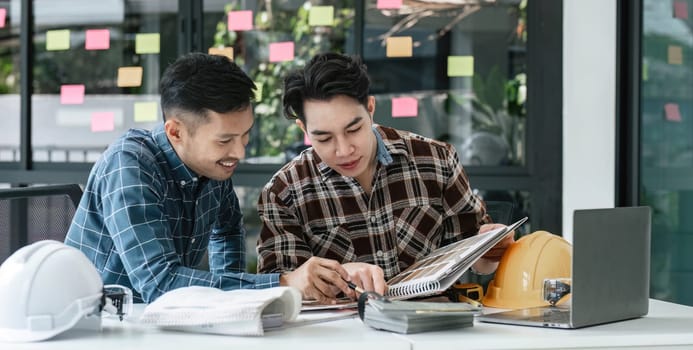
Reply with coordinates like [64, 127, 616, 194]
[214, 1, 354, 159]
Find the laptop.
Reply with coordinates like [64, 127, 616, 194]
[478, 206, 651, 329]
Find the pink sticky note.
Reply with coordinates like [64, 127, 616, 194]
[664, 103, 682, 122]
[60, 85, 85, 105]
[228, 10, 253, 31]
[377, 0, 403, 9]
[303, 132, 312, 146]
[0, 9, 6, 28]
[269, 41, 294, 62]
[85, 29, 110, 50]
[391, 97, 418, 118]
[674, 1, 688, 19]
[91, 112, 115, 132]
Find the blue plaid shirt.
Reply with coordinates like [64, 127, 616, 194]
[65, 124, 279, 303]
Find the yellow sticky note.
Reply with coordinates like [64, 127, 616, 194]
[46, 29, 70, 51]
[386, 37, 413, 58]
[448, 56, 474, 77]
[117, 67, 143, 87]
[668, 45, 683, 65]
[134, 102, 159, 122]
[642, 59, 649, 81]
[254, 82, 264, 102]
[208, 47, 234, 61]
[309, 6, 334, 26]
[136, 33, 160, 54]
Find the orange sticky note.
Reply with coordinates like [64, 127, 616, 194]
[85, 29, 110, 50]
[386, 36, 413, 57]
[664, 103, 682, 122]
[208, 47, 234, 60]
[60, 84, 85, 105]
[448, 56, 474, 77]
[392, 97, 418, 118]
[134, 102, 158, 122]
[304, 132, 312, 146]
[269, 41, 294, 62]
[674, 1, 688, 19]
[668, 45, 683, 65]
[117, 67, 143, 87]
[135, 33, 160, 54]
[228, 10, 253, 31]
[91, 112, 115, 132]
[309, 6, 334, 26]
[0, 9, 6, 28]
[46, 29, 70, 51]
[377, 0, 403, 9]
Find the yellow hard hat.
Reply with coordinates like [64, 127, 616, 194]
[482, 231, 572, 309]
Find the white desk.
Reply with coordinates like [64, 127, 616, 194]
[8, 299, 693, 350]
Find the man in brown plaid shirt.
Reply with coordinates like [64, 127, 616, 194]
[257, 53, 514, 304]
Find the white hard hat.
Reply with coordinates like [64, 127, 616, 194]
[0, 240, 104, 342]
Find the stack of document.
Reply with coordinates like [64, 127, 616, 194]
[362, 298, 479, 334]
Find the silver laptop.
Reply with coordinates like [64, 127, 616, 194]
[478, 206, 651, 329]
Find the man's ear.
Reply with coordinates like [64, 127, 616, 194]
[367, 96, 376, 119]
[164, 119, 184, 145]
[295, 119, 307, 134]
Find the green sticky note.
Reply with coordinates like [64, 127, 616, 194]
[134, 102, 158, 122]
[254, 82, 264, 102]
[46, 29, 70, 51]
[448, 56, 474, 77]
[642, 59, 649, 82]
[309, 6, 334, 26]
[135, 33, 160, 54]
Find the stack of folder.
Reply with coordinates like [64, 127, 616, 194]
[361, 298, 479, 334]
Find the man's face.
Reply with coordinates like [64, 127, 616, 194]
[301, 95, 377, 182]
[166, 107, 254, 181]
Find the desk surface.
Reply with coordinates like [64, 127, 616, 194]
[8, 299, 693, 350]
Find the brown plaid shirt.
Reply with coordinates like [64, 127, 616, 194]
[256, 125, 489, 280]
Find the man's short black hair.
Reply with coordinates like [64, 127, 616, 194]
[160, 52, 255, 131]
[282, 52, 370, 124]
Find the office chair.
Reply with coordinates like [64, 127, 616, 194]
[0, 184, 83, 262]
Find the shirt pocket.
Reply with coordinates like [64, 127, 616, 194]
[305, 223, 356, 263]
[392, 204, 444, 267]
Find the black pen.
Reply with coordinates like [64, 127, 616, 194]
[346, 281, 365, 295]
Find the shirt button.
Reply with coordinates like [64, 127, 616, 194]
[191, 238, 196, 243]
[376, 250, 384, 257]
[370, 216, 377, 223]
[180, 180, 186, 186]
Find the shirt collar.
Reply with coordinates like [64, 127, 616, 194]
[152, 124, 202, 188]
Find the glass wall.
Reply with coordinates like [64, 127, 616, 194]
[640, 0, 693, 305]
[30, 0, 177, 163]
[0, 0, 20, 162]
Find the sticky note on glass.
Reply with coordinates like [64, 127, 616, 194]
[377, 0, 403, 9]
[269, 41, 294, 62]
[117, 67, 143, 87]
[60, 84, 85, 105]
[0, 8, 7, 28]
[304, 132, 312, 146]
[208, 47, 234, 60]
[392, 97, 418, 118]
[309, 6, 334, 26]
[91, 112, 115, 132]
[448, 56, 474, 77]
[386, 36, 413, 57]
[134, 101, 158, 122]
[85, 29, 110, 50]
[664, 103, 682, 122]
[674, 1, 688, 19]
[228, 10, 253, 31]
[135, 33, 160, 54]
[642, 59, 649, 81]
[254, 81, 263, 102]
[46, 29, 70, 51]
[668, 45, 683, 65]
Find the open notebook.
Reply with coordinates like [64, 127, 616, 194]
[385, 217, 528, 300]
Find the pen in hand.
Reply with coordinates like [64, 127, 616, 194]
[346, 281, 366, 295]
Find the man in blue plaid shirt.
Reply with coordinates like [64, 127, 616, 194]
[65, 53, 353, 303]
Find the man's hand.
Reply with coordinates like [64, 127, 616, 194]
[471, 223, 516, 275]
[342, 262, 387, 296]
[279, 257, 354, 304]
